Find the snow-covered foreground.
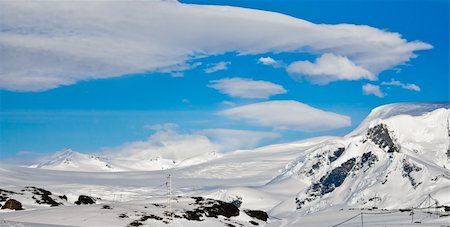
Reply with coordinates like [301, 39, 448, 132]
[1, 103, 449, 226]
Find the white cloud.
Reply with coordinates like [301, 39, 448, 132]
[258, 57, 284, 68]
[362, 83, 385, 98]
[106, 127, 219, 161]
[0, 0, 431, 91]
[381, 79, 421, 92]
[204, 61, 230, 73]
[220, 100, 351, 131]
[198, 128, 280, 151]
[287, 53, 374, 84]
[208, 78, 287, 99]
[106, 124, 279, 158]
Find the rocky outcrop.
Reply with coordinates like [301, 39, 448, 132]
[297, 152, 379, 209]
[75, 195, 96, 205]
[183, 197, 239, 220]
[243, 209, 268, 221]
[22, 186, 63, 207]
[365, 124, 400, 153]
[1, 199, 23, 210]
[402, 159, 422, 188]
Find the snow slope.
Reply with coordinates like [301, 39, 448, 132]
[1, 102, 449, 226]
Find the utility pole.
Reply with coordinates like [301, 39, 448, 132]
[428, 194, 432, 217]
[360, 212, 364, 227]
[166, 174, 172, 221]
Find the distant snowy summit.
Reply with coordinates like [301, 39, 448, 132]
[267, 102, 450, 215]
[30, 148, 220, 172]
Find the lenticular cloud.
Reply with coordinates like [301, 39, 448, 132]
[0, 0, 431, 91]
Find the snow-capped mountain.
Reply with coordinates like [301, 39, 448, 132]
[14, 102, 449, 226]
[266, 103, 450, 216]
[29, 149, 117, 172]
[30, 148, 220, 172]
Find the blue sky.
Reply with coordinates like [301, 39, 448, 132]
[0, 0, 448, 160]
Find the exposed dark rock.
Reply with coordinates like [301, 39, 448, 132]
[356, 152, 379, 171]
[447, 147, 450, 159]
[365, 124, 400, 153]
[243, 209, 268, 221]
[23, 186, 63, 207]
[151, 203, 165, 208]
[249, 220, 259, 225]
[183, 197, 239, 221]
[140, 214, 163, 221]
[128, 221, 142, 226]
[102, 205, 112, 209]
[184, 210, 203, 221]
[1, 199, 23, 210]
[329, 147, 345, 162]
[119, 213, 129, 218]
[0, 188, 23, 203]
[312, 162, 320, 170]
[59, 195, 68, 200]
[402, 160, 422, 188]
[319, 158, 356, 195]
[75, 195, 96, 205]
[297, 152, 381, 209]
[231, 198, 242, 208]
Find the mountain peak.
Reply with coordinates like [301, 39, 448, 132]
[347, 102, 449, 137]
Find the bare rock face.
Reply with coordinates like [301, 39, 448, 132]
[75, 195, 96, 205]
[1, 199, 23, 210]
[365, 123, 400, 153]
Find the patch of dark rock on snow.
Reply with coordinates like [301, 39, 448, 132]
[129, 214, 164, 226]
[329, 147, 345, 162]
[0, 189, 22, 202]
[447, 147, 450, 159]
[243, 209, 268, 222]
[75, 195, 96, 205]
[249, 220, 259, 225]
[1, 199, 23, 210]
[365, 123, 400, 153]
[59, 195, 68, 200]
[183, 197, 240, 221]
[151, 203, 165, 208]
[102, 205, 112, 209]
[23, 186, 63, 207]
[402, 160, 422, 188]
[355, 152, 379, 172]
[318, 158, 356, 195]
[297, 152, 380, 209]
[119, 213, 129, 219]
[306, 161, 321, 176]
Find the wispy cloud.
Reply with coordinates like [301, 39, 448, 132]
[208, 78, 287, 99]
[204, 61, 230, 74]
[220, 100, 351, 131]
[362, 83, 385, 98]
[1, 0, 430, 91]
[381, 79, 421, 92]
